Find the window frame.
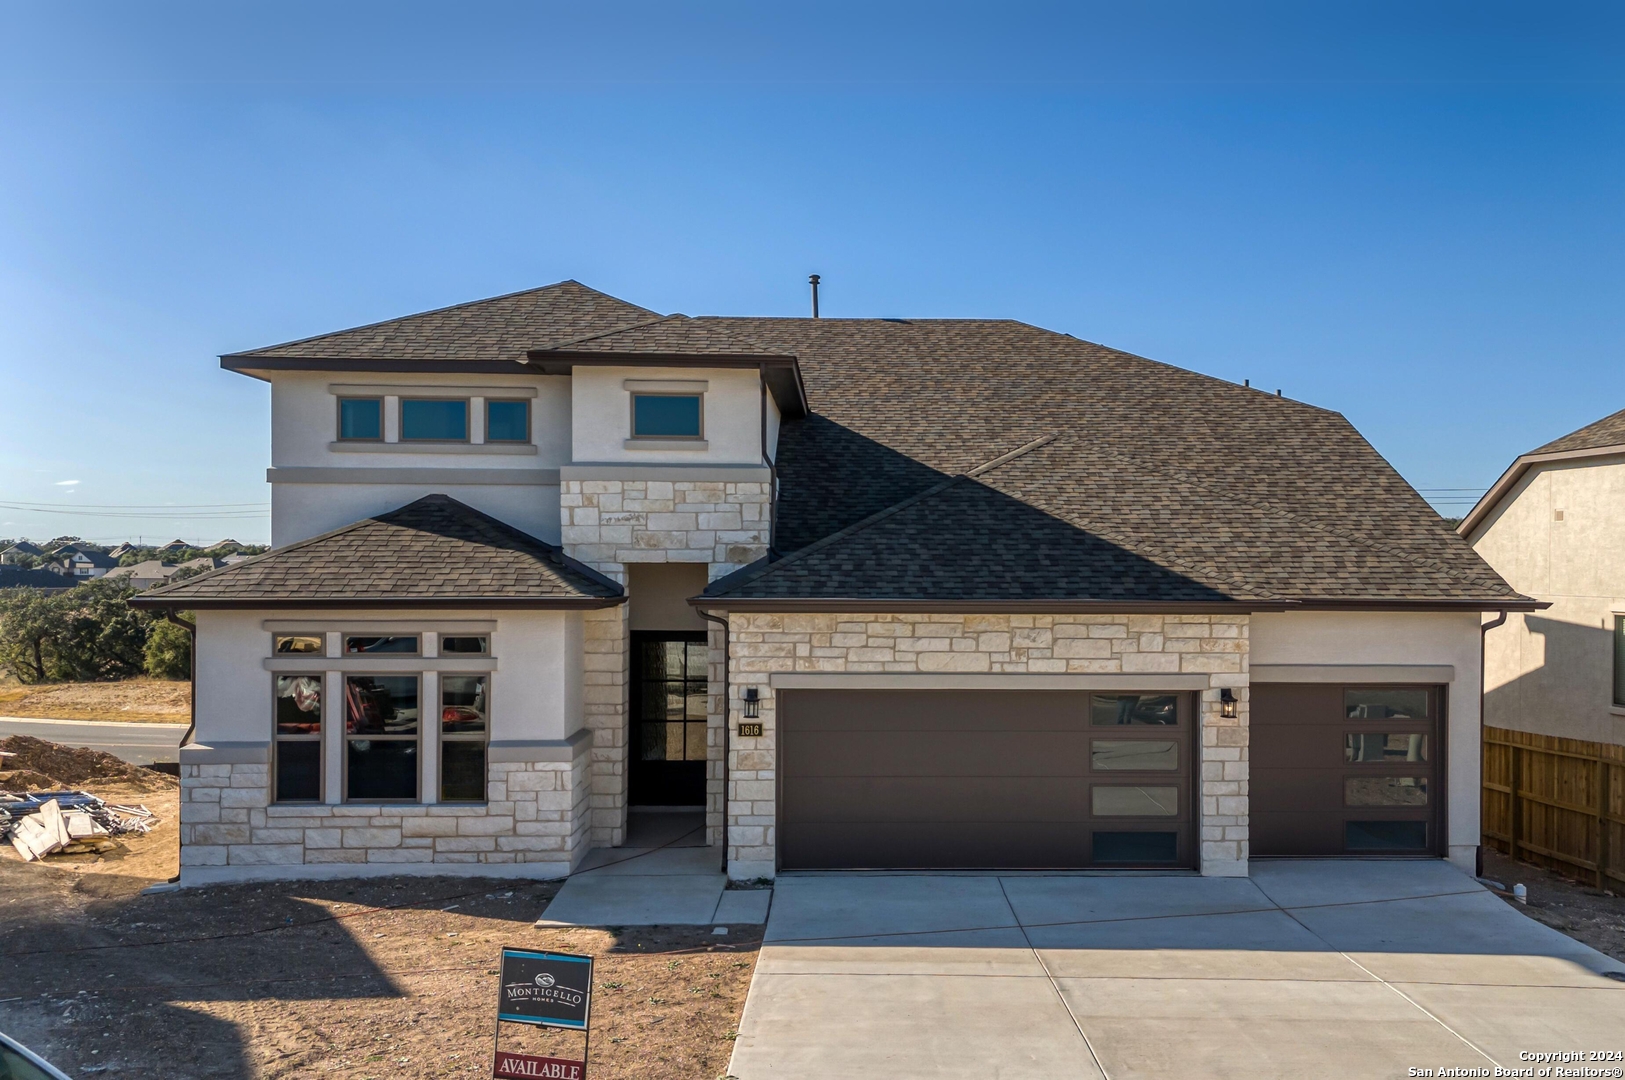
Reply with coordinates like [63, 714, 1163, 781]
[629, 391, 705, 441]
[342, 672, 423, 804]
[438, 672, 491, 803]
[484, 398, 531, 444]
[336, 396, 384, 442]
[398, 396, 471, 443]
[1614, 615, 1625, 708]
[273, 633, 325, 656]
[272, 673, 324, 804]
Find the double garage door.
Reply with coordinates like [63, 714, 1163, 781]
[776, 683, 1444, 870]
[778, 689, 1198, 870]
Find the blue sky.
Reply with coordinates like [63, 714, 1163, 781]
[1, 2, 1620, 544]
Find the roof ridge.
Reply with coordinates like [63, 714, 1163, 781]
[985, 436, 1518, 596]
[227, 280, 654, 357]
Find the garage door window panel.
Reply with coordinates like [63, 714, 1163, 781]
[1092, 785, 1179, 816]
[1345, 776, 1428, 807]
[1093, 831, 1181, 863]
[1091, 694, 1179, 726]
[1345, 820, 1429, 851]
[1345, 688, 1429, 719]
[1091, 739, 1178, 771]
[1345, 733, 1428, 763]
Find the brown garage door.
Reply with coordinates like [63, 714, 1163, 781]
[1252, 684, 1442, 857]
[777, 689, 1196, 870]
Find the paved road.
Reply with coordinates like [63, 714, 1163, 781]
[0, 717, 187, 765]
[729, 860, 1625, 1080]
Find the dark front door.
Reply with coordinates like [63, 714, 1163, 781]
[778, 689, 1197, 870]
[629, 632, 708, 808]
[1251, 684, 1443, 857]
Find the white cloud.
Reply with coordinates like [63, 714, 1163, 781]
[54, 479, 80, 486]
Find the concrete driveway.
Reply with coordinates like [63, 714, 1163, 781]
[727, 861, 1625, 1079]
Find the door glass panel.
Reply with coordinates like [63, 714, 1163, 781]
[664, 722, 687, 761]
[1093, 831, 1179, 862]
[685, 691, 709, 720]
[686, 640, 708, 673]
[1092, 786, 1179, 816]
[1345, 820, 1428, 850]
[1344, 689, 1429, 719]
[1091, 740, 1177, 771]
[1091, 694, 1178, 726]
[1345, 776, 1428, 807]
[685, 722, 708, 761]
[640, 722, 668, 762]
[1344, 733, 1428, 763]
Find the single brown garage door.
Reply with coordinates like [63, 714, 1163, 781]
[777, 689, 1197, 870]
[1251, 684, 1443, 857]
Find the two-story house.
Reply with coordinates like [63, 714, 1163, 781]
[52, 544, 118, 579]
[136, 280, 1536, 885]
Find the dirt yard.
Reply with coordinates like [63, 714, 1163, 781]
[0, 676, 191, 723]
[0, 740, 756, 1079]
[1482, 847, 1625, 964]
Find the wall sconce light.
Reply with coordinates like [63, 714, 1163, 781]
[742, 687, 760, 719]
[1219, 688, 1238, 719]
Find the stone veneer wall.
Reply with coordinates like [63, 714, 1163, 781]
[724, 612, 1250, 879]
[178, 752, 591, 876]
[560, 477, 772, 849]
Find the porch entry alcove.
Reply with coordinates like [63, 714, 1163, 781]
[627, 564, 712, 811]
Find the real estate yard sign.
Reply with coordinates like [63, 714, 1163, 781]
[492, 948, 593, 1079]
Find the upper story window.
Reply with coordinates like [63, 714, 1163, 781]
[346, 634, 420, 655]
[631, 393, 703, 439]
[441, 635, 489, 655]
[485, 399, 530, 443]
[338, 397, 383, 441]
[401, 398, 468, 442]
[275, 634, 324, 655]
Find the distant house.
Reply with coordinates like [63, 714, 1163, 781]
[108, 542, 138, 559]
[213, 539, 242, 549]
[159, 539, 190, 553]
[105, 556, 226, 591]
[1465, 406, 1625, 747]
[0, 566, 73, 591]
[51, 546, 119, 579]
[1, 541, 44, 565]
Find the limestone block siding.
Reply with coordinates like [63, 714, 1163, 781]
[178, 754, 590, 879]
[722, 612, 1250, 879]
[560, 479, 772, 579]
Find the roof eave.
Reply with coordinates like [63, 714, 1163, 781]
[527, 350, 809, 418]
[220, 356, 564, 380]
[689, 596, 1547, 614]
[129, 594, 626, 611]
[1458, 443, 1625, 540]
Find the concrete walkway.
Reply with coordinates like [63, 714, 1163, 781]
[536, 846, 772, 927]
[0, 717, 187, 765]
[728, 861, 1625, 1079]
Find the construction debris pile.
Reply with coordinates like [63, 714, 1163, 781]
[2, 790, 159, 861]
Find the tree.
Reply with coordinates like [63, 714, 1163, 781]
[144, 615, 192, 680]
[0, 588, 64, 683]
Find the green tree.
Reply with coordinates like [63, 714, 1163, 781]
[50, 579, 150, 681]
[0, 588, 65, 683]
[144, 615, 192, 680]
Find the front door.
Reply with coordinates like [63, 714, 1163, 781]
[629, 632, 708, 807]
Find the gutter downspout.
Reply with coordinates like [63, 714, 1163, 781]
[697, 608, 729, 875]
[162, 608, 198, 750]
[759, 363, 777, 554]
[1477, 609, 1509, 878]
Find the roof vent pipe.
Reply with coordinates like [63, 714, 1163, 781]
[809, 274, 820, 319]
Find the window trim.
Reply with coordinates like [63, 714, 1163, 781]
[1614, 615, 1625, 708]
[342, 672, 423, 804]
[336, 396, 385, 442]
[484, 398, 531, 444]
[398, 396, 471, 443]
[629, 391, 705, 442]
[273, 672, 325, 804]
[438, 671, 491, 803]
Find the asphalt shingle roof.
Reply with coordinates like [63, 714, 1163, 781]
[1532, 407, 1625, 455]
[131, 495, 623, 608]
[227, 281, 657, 364]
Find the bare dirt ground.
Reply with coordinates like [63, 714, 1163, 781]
[1483, 847, 1625, 964]
[0, 742, 757, 1079]
[0, 676, 191, 723]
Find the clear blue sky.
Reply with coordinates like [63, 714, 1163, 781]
[1, 2, 1620, 545]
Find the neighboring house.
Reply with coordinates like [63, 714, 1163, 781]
[159, 540, 190, 554]
[108, 543, 138, 559]
[0, 566, 73, 591]
[52, 546, 118, 579]
[1463, 407, 1625, 747]
[133, 280, 1535, 886]
[1, 541, 44, 565]
[108, 558, 227, 591]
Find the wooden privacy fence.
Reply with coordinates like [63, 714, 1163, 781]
[1483, 726, 1625, 888]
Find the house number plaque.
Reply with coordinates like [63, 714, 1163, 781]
[738, 722, 764, 737]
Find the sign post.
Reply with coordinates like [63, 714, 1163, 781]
[492, 947, 594, 1079]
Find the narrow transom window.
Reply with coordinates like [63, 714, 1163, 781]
[345, 635, 419, 655]
[274, 634, 323, 655]
[631, 393, 702, 439]
[400, 398, 468, 441]
[338, 398, 382, 441]
[485, 399, 529, 443]
[441, 635, 489, 655]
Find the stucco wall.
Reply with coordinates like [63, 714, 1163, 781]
[721, 612, 1251, 881]
[1251, 610, 1484, 871]
[1469, 457, 1625, 747]
[570, 366, 764, 465]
